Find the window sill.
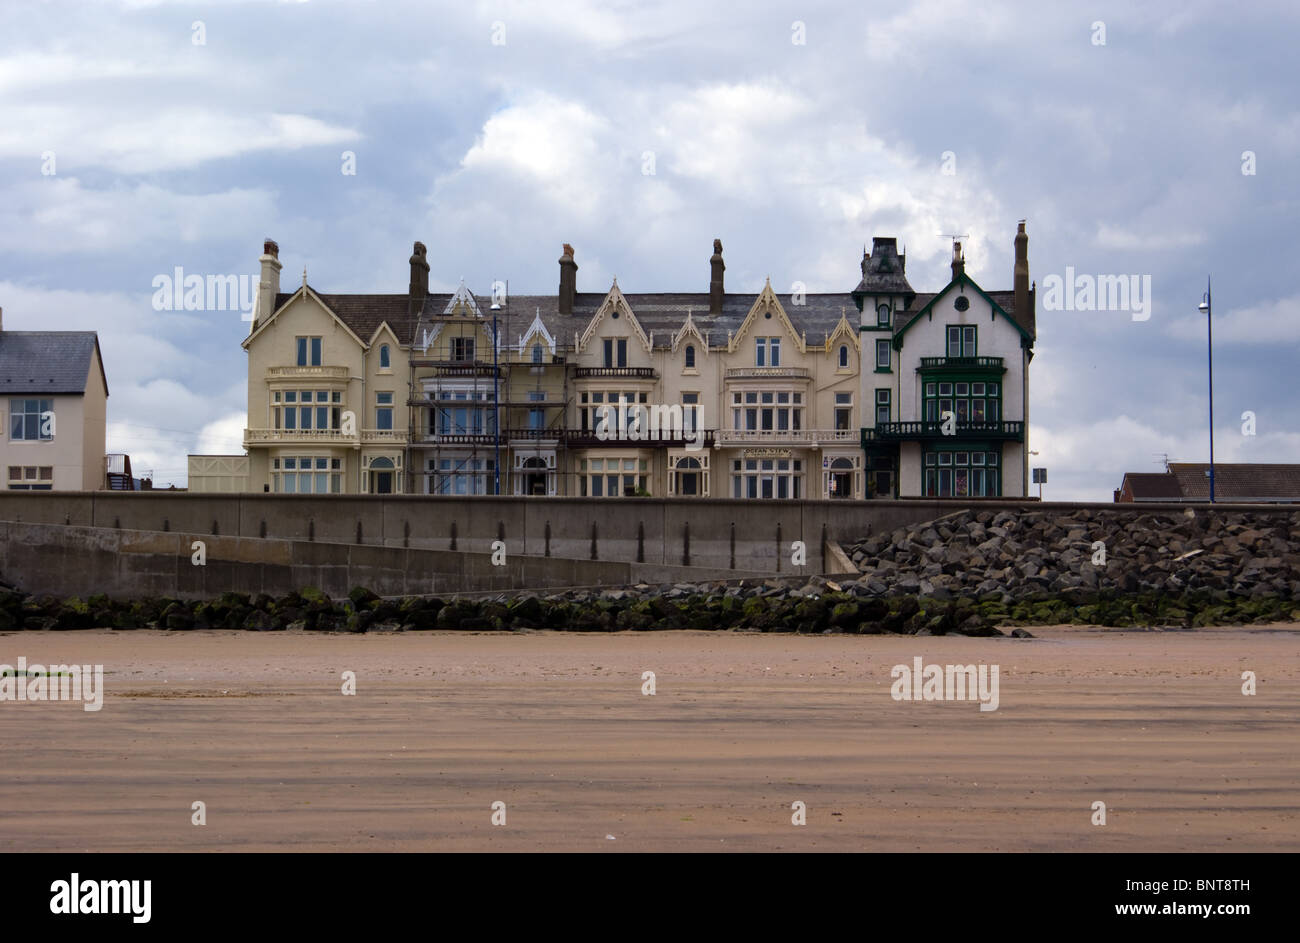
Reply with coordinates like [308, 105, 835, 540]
[874, 367, 893, 374]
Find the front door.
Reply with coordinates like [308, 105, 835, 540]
[373, 471, 393, 494]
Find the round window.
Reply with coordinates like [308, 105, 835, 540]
[954, 295, 970, 312]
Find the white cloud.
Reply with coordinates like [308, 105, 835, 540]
[195, 413, 248, 456]
[0, 178, 277, 252]
[0, 107, 359, 174]
[1163, 294, 1300, 345]
[1095, 224, 1206, 251]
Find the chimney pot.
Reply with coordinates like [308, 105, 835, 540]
[558, 243, 578, 315]
[409, 241, 430, 300]
[263, 238, 279, 258]
[1014, 221, 1030, 327]
[709, 238, 725, 315]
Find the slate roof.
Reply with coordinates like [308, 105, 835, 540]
[275, 275, 1031, 351]
[852, 237, 916, 298]
[1169, 463, 1300, 502]
[0, 331, 104, 395]
[1120, 472, 1186, 501]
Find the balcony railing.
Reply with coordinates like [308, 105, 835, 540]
[725, 367, 811, 380]
[266, 365, 350, 380]
[244, 428, 357, 445]
[863, 421, 1024, 442]
[563, 429, 715, 449]
[418, 432, 500, 446]
[716, 428, 858, 446]
[573, 367, 658, 379]
[361, 429, 405, 443]
[412, 428, 716, 449]
[408, 361, 502, 377]
[917, 356, 1005, 371]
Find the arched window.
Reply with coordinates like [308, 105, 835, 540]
[532, 343, 543, 364]
[674, 455, 702, 496]
[685, 344, 696, 368]
[379, 344, 390, 368]
[838, 344, 849, 368]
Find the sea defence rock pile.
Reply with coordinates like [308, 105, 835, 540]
[1, 507, 1296, 634]
[845, 507, 1300, 601]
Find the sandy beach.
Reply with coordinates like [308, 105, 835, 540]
[1, 626, 1297, 852]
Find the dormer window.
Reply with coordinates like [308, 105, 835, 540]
[379, 344, 390, 368]
[838, 344, 849, 368]
[532, 343, 543, 364]
[877, 304, 890, 327]
[685, 344, 696, 369]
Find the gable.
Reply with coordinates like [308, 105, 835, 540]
[729, 281, 806, 353]
[242, 285, 368, 351]
[579, 283, 650, 353]
[893, 274, 1032, 349]
[518, 310, 556, 355]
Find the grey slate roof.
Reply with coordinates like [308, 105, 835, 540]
[0, 331, 103, 395]
[282, 279, 1032, 351]
[1120, 472, 1186, 501]
[1169, 463, 1300, 502]
[852, 237, 916, 298]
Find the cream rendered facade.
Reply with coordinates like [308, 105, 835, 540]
[242, 284, 409, 495]
[228, 230, 1032, 500]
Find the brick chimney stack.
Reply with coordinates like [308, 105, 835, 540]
[409, 241, 429, 300]
[1014, 221, 1030, 322]
[950, 241, 965, 281]
[709, 238, 725, 315]
[558, 243, 578, 315]
[256, 238, 282, 326]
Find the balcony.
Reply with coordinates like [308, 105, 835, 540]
[573, 367, 657, 379]
[715, 428, 858, 447]
[417, 432, 500, 446]
[563, 428, 715, 449]
[266, 365, 350, 380]
[725, 367, 811, 381]
[863, 421, 1024, 442]
[244, 428, 357, 446]
[409, 361, 501, 377]
[917, 356, 1005, 372]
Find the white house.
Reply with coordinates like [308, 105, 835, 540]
[858, 223, 1035, 498]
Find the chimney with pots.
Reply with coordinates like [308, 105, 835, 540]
[256, 238, 282, 325]
[1014, 220, 1030, 322]
[709, 238, 725, 314]
[558, 243, 578, 315]
[409, 241, 429, 300]
[950, 241, 965, 281]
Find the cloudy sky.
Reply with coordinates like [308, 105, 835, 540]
[3, 0, 1296, 495]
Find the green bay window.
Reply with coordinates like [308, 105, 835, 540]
[924, 448, 999, 497]
[923, 380, 1000, 424]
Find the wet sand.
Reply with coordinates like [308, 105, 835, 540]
[1, 626, 1297, 852]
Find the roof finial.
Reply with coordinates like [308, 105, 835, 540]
[302, 266, 307, 288]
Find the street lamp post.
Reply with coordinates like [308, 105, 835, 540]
[490, 299, 502, 496]
[1198, 279, 1214, 503]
